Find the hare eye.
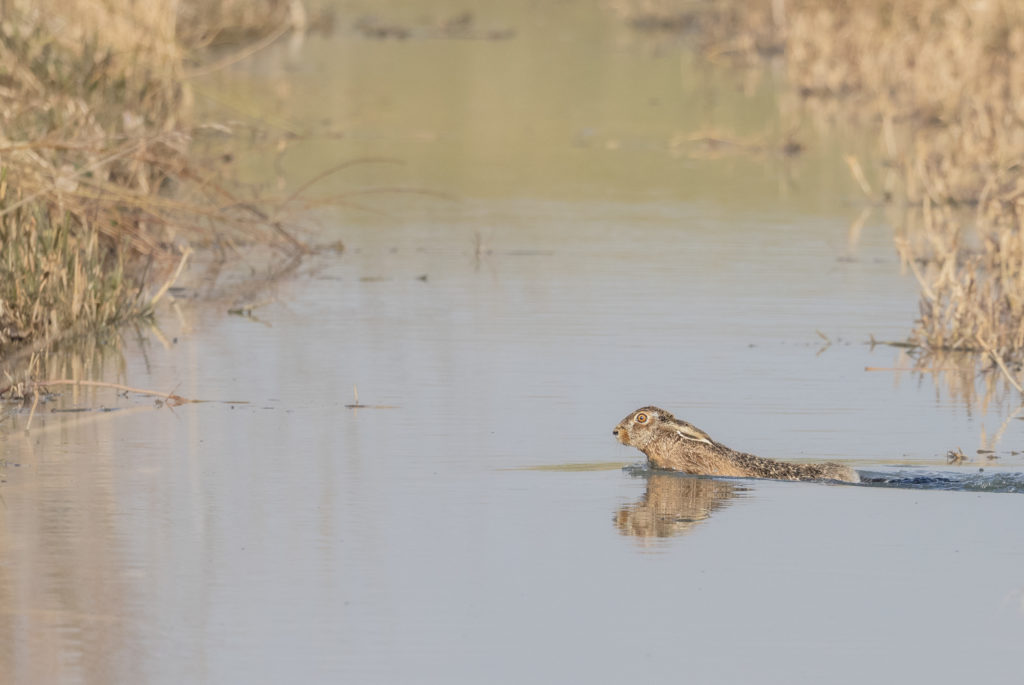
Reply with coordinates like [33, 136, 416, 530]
[635, 413, 648, 424]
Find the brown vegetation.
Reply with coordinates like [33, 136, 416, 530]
[0, 0, 305, 360]
[616, 0, 1024, 368]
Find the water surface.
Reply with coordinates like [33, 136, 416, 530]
[3, 2, 1024, 683]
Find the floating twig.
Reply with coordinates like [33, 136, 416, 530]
[227, 298, 277, 316]
[946, 447, 967, 464]
[36, 379, 198, 406]
[868, 334, 920, 349]
[345, 385, 398, 409]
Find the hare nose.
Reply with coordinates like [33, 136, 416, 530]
[612, 429, 619, 436]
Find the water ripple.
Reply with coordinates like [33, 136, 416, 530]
[624, 464, 1024, 493]
[857, 469, 1024, 494]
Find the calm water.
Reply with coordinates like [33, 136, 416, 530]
[3, 2, 1024, 683]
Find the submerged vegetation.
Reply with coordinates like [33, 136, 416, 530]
[617, 0, 1024, 370]
[0, 0, 305, 362]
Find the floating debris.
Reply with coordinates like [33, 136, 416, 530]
[345, 385, 398, 409]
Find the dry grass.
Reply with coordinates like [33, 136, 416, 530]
[615, 0, 1024, 366]
[0, 0, 303, 360]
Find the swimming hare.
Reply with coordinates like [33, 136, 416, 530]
[614, 406, 859, 483]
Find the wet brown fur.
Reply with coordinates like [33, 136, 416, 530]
[613, 406, 860, 483]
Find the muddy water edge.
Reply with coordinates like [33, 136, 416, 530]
[2, 2, 1024, 683]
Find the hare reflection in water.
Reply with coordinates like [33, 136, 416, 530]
[615, 473, 742, 539]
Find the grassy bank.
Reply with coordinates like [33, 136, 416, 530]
[617, 0, 1024, 368]
[0, 0, 301, 362]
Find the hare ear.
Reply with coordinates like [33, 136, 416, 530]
[675, 424, 713, 446]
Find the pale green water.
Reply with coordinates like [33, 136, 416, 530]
[2, 2, 1024, 684]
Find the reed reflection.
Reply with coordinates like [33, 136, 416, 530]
[615, 472, 747, 539]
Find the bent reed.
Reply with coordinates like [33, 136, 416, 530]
[0, 0, 302, 360]
[615, 0, 1024, 369]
